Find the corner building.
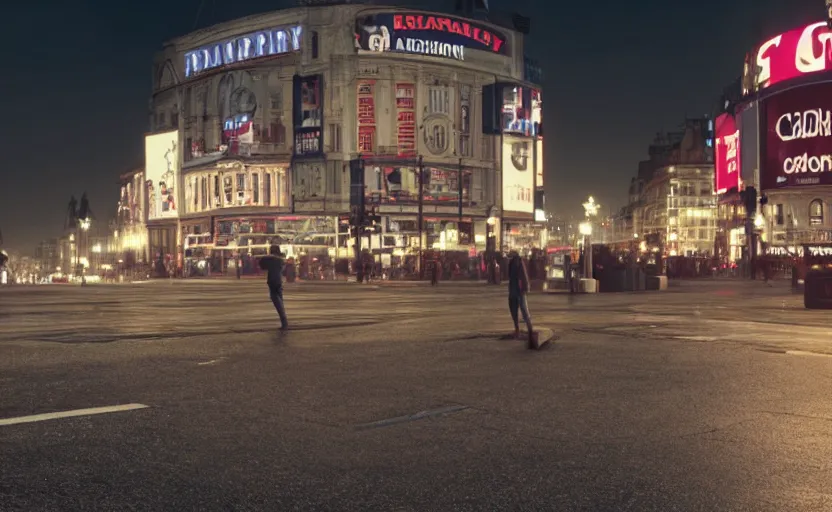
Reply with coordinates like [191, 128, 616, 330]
[149, 4, 543, 277]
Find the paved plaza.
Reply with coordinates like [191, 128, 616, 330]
[1, 280, 831, 510]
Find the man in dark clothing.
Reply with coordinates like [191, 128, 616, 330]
[259, 245, 288, 329]
[508, 251, 534, 341]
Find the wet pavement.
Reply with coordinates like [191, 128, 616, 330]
[0, 279, 830, 510]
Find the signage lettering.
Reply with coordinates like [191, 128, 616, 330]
[753, 21, 832, 90]
[776, 108, 832, 141]
[185, 26, 302, 78]
[782, 152, 832, 174]
[392, 14, 504, 53]
[396, 38, 464, 60]
[808, 246, 832, 256]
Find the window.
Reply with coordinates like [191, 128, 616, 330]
[192, 176, 198, 210]
[264, 172, 272, 206]
[213, 175, 220, 207]
[774, 204, 784, 226]
[223, 175, 233, 205]
[311, 31, 319, 59]
[459, 84, 471, 157]
[810, 199, 824, 226]
[171, 110, 179, 128]
[427, 86, 450, 115]
[201, 177, 208, 210]
[236, 173, 246, 205]
[253, 172, 260, 205]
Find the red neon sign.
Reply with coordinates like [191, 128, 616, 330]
[714, 113, 740, 194]
[754, 22, 832, 90]
[392, 14, 505, 53]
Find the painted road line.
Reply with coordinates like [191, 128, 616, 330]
[0, 404, 149, 427]
[197, 358, 225, 366]
[786, 350, 832, 358]
[356, 405, 470, 431]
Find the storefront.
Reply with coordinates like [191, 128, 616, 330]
[182, 214, 348, 277]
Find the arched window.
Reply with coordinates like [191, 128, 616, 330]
[809, 199, 824, 226]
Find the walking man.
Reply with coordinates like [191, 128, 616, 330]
[507, 251, 534, 341]
[259, 245, 288, 330]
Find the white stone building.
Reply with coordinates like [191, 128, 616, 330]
[148, 3, 543, 275]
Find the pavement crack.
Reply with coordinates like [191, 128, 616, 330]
[757, 410, 832, 423]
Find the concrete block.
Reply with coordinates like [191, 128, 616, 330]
[579, 278, 597, 293]
[646, 275, 668, 291]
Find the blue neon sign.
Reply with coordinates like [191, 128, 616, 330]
[184, 25, 302, 78]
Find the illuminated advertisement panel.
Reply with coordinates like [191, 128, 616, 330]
[355, 12, 507, 61]
[535, 140, 544, 188]
[763, 81, 832, 189]
[748, 21, 832, 92]
[395, 83, 416, 156]
[293, 74, 324, 156]
[184, 25, 302, 78]
[145, 131, 179, 220]
[502, 135, 534, 214]
[714, 112, 741, 193]
[357, 81, 376, 153]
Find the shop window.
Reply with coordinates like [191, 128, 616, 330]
[774, 204, 784, 226]
[810, 199, 824, 226]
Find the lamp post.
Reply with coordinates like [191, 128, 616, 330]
[581, 196, 600, 278]
[579, 221, 593, 278]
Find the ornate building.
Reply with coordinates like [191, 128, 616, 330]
[149, 3, 543, 275]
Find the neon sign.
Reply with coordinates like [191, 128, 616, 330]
[764, 82, 832, 188]
[392, 15, 505, 53]
[355, 12, 507, 61]
[185, 26, 302, 78]
[752, 21, 832, 91]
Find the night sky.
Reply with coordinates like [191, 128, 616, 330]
[1, 0, 826, 251]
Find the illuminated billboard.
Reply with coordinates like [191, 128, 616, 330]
[293, 74, 324, 156]
[145, 131, 179, 220]
[763, 81, 832, 189]
[355, 12, 507, 61]
[184, 26, 302, 78]
[535, 140, 544, 188]
[714, 113, 741, 193]
[746, 21, 832, 93]
[502, 136, 534, 214]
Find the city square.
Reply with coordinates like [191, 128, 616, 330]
[1, 281, 830, 510]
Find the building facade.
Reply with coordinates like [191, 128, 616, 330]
[613, 119, 716, 256]
[148, 3, 543, 276]
[720, 20, 832, 265]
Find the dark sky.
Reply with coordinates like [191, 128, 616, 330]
[1, 0, 825, 250]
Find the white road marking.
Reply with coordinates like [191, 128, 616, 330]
[786, 350, 832, 358]
[676, 336, 718, 342]
[197, 358, 225, 366]
[356, 405, 470, 430]
[0, 404, 149, 427]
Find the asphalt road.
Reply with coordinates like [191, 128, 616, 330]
[1, 279, 831, 511]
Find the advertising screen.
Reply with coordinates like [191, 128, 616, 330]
[751, 21, 832, 92]
[145, 131, 179, 220]
[357, 81, 376, 153]
[502, 136, 534, 214]
[355, 12, 507, 61]
[293, 75, 324, 156]
[763, 81, 832, 189]
[535, 140, 544, 188]
[714, 113, 741, 193]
